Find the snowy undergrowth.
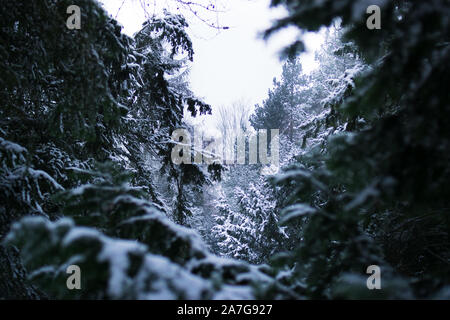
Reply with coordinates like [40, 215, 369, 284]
[5, 214, 298, 299]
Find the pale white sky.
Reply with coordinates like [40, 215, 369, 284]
[98, 0, 323, 110]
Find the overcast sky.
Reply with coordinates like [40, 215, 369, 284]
[99, 0, 323, 111]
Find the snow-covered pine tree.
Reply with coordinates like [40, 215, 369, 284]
[125, 10, 221, 225]
[1, 0, 294, 300]
[211, 179, 287, 264]
[0, 0, 132, 298]
[267, 0, 450, 298]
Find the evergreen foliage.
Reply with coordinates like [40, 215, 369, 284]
[263, 0, 450, 298]
[1, 0, 449, 300]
